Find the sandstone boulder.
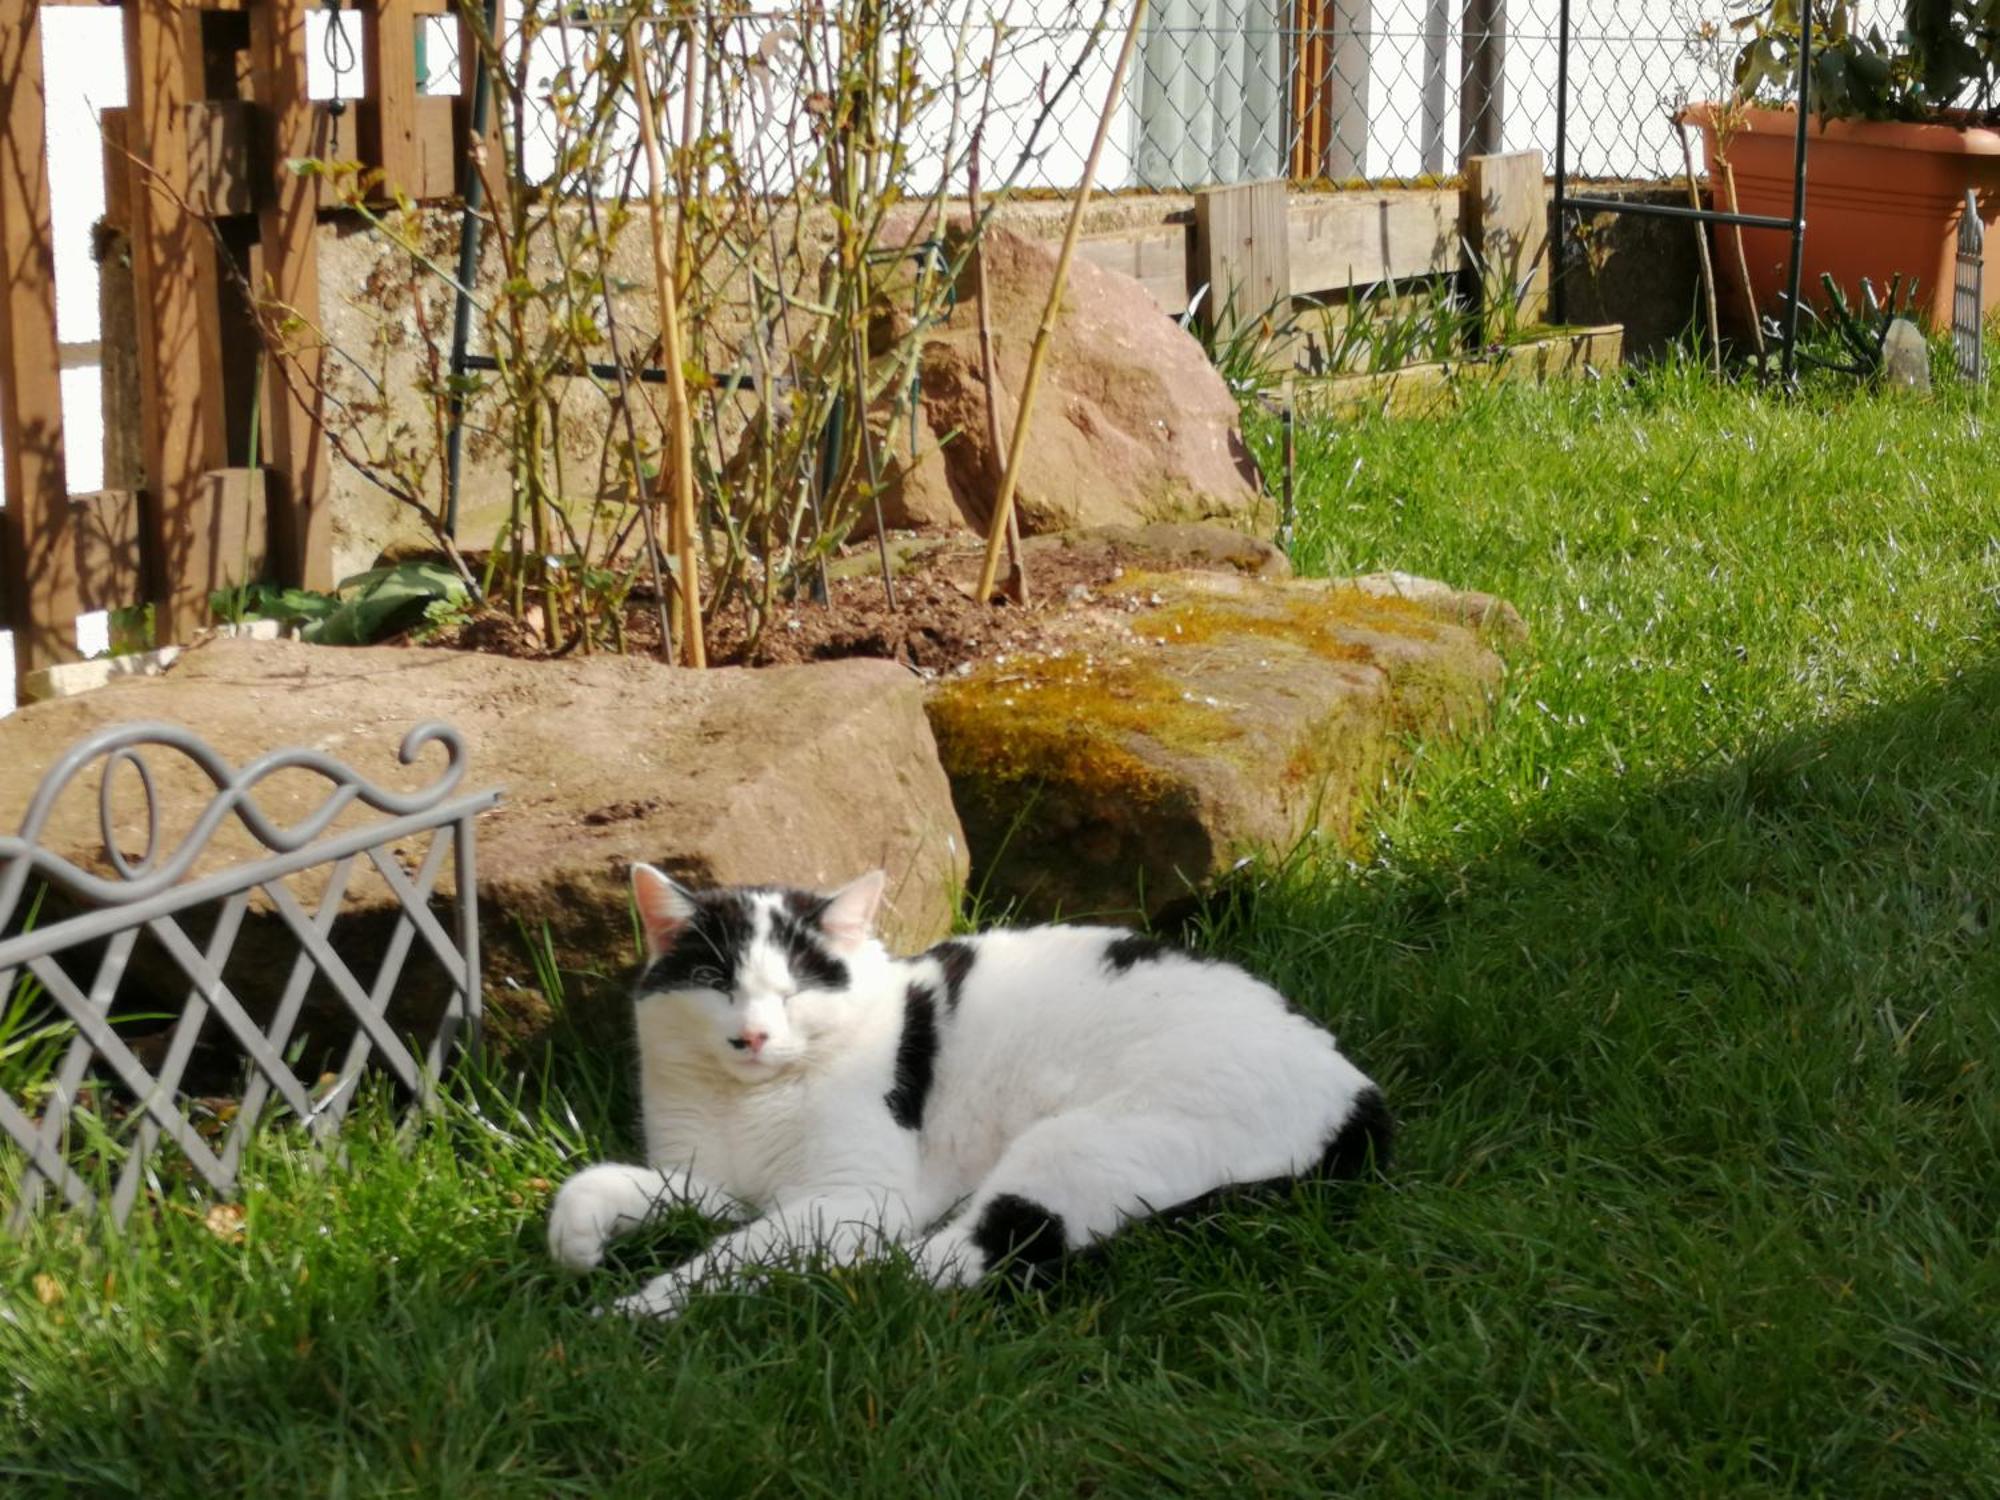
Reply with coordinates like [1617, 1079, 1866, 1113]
[872, 227, 1268, 537]
[925, 569, 1514, 921]
[0, 639, 966, 1043]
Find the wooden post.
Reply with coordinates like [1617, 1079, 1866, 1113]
[1459, 0, 1505, 163]
[123, 0, 230, 642]
[1461, 148, 1547, 330]
[361, 0, 421, 199]
[1288, 0, 1370, 182]
[0, 0, 81, 677]
[251, 0, 333, 589]
[1193, 179, 1291, 335]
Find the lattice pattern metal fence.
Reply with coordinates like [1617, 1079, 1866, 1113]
[0, 723, 498, 1231]
[1956, 189, 1986, 384]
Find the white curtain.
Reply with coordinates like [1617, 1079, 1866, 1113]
[1132, 0, 1289, 188]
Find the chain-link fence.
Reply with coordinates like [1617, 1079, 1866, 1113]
[310, 2, 1889, 195]
[951, 1, 1873, 193]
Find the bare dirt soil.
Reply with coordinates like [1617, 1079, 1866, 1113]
[438, 532, 1188, 676]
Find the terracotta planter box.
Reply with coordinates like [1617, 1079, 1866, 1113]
[1685, 102, 2000, 330]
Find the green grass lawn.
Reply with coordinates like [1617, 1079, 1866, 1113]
[5, 361, 1998, 1497]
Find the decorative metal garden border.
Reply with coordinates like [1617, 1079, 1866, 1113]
[1955, 189, 1985, 386]
[0, 721, 500, 1231]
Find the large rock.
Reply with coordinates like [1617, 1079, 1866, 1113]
[926, 569, 1513, 920]
[873, 226, 1268, 536]
[0, 640, 967, 1043]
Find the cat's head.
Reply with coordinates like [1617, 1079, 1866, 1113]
[628, 866, 887, 1077]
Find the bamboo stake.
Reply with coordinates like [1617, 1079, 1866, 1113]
[1677, 120, 1723, 375]
[967, 149, 1026, 605]
[974, 0, 1149, 604]
[629, 23, 706, 667]
[1719, 158, 1767, 362]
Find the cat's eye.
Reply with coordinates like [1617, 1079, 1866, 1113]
[689, 966, 725, 991]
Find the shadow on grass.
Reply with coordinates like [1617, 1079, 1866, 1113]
[5, 656, 1997, 1495]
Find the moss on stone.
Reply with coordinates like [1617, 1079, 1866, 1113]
[1131, 582, 1442, 661]
[926, 651, 1239, 810]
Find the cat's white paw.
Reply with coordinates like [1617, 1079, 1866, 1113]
[913, 1225, 984, 1289]
[547, 1169, 630, 1272]
[611, 1274, 689, 1321]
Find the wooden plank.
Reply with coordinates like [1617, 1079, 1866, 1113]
[186, 98, 257, 215]
[360, 0, 421, 200]
[97, 225, 143, 492]
[1288, 189, 1458, 294]
[1461, 148, 1547, 328]
[69, 489, 144, 611]
[0, 0, 82, 676]
[412, 93, 457, 200]
[101, 105, 130, 229]
[1291, 323, 1622, 421]
[1290, 0, 1371, 181]
[251, 0, 333, 589]
[195, 466, 267, 591]
[123, 0, 230, 642]
[1193, 179, 1289, 333]
[1076, 225, 1189, 316]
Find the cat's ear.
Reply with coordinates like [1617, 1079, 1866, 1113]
[631, 864, 697, 958]
[817, 869, 886, 955]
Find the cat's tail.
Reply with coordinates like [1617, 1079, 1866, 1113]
[1316, 1085, 1394, 1181]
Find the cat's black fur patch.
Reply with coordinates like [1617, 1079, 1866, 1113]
[779, 888, 825, 922]
[1102, 932, 1172, 973]
[768, 905, 849, 992]
[637, 887, 758, 995]
[636, 886, 849, 996]
[972, 1193, 1069, 1283]
[1317, 1087, 1394, 1180]
[884, 981, 940, 1130]
[925, 939, 977, 1011]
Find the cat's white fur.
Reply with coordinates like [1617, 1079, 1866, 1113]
[548, 866, 1385, 1318]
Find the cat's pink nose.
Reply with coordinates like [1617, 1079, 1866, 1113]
[738, 1028, 769, 1055]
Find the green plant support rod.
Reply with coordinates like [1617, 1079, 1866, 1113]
[975, 0, 1149, 605]
[443, 0, 500, 546]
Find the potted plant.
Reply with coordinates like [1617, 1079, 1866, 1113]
[1684, 1, 2000, 329]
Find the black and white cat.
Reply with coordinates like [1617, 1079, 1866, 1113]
[548, 866, 1391, 1318]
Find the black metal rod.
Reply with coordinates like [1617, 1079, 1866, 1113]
[1562, 195, 1798, 233]
[1780, 5, 1813, 387]
[1552, 0, 1572, 325]
[443, 0, 499, 542]
[456, 352, 757, 393]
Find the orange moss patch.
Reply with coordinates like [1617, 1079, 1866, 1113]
[926, 651, 1239, 808]
[1131, 583, 1442, 662]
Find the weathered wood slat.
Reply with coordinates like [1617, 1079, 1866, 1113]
[361, 0, 422, 199]
[0, 0, 83, 676]
[197, 466, 268, 592]
[1462, 149, 1549, 328]
[186, 98, 257, 215]
[252, 0, 334, 588]
[412, 93, 459, 201]
[1194, 179, 1290, 330]
[1076, 226, 1189, 316]
[123, 0, 229, 643]
[68, 489, 143, 612]
[1288, 189, 1459, 294]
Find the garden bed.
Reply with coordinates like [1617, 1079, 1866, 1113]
[1291, 322, 1624, 420]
